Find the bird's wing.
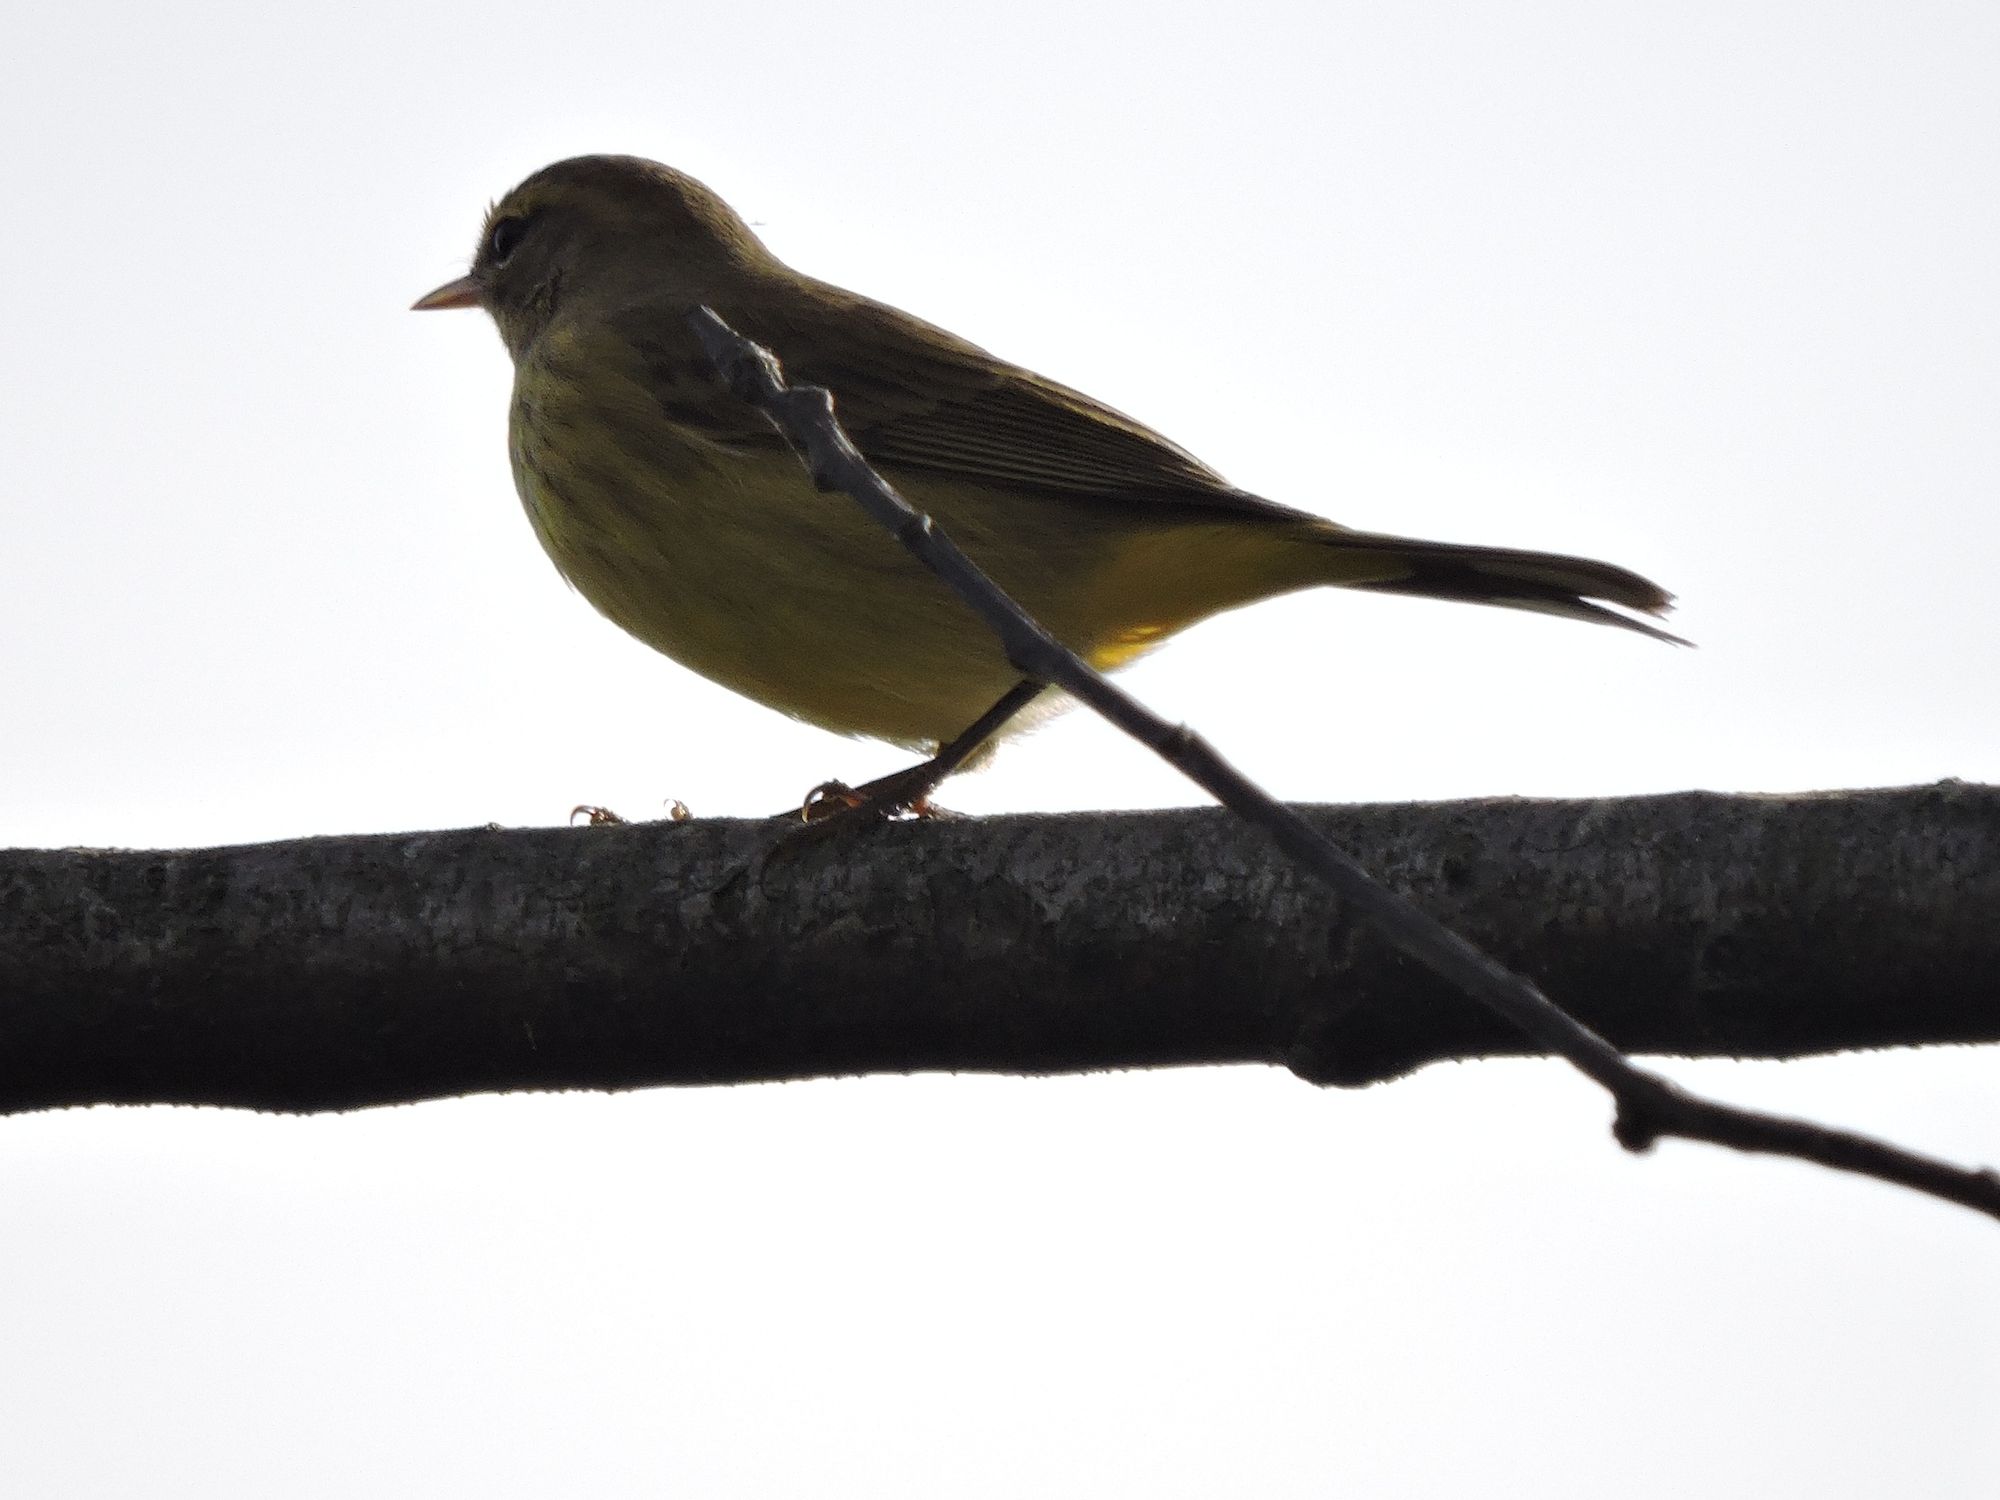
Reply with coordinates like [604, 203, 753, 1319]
[620, 283, 1317, 523]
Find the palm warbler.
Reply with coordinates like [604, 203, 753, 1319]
[415, 155, 1675, 776]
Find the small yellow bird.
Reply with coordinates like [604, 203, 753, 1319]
[415, 155, 1676, 805]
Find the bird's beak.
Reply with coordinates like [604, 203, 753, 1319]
[411, 274, 483, 311]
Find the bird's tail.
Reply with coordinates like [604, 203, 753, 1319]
[1308, 527, 1686, 645]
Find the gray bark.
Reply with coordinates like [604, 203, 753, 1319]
[1, 782, 1994, 1115]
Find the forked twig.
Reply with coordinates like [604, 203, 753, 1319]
[687, 305, 2000, 1221]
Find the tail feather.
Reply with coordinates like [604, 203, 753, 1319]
[1318, 529, 1687, 646]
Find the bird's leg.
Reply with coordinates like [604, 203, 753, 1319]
[795, 678, 1046, 822]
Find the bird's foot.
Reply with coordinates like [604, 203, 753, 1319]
[784, 773, 959, 825]
[570, 800, 693, 827]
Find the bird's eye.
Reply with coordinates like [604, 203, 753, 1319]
[486, 215, 530, 265]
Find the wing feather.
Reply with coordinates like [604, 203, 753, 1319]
[617, 281, 1315, 523]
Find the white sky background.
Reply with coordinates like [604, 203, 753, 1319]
[2, 1, 1995, 1494]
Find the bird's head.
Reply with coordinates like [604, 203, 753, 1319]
[412, 154, 776, 358]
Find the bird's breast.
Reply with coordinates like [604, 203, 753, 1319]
[504, 335, 1052, 746]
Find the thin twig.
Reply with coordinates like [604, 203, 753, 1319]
[687, 305, 2000, 1222]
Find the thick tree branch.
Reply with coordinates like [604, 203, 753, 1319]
[3, 789, 1996, 1128]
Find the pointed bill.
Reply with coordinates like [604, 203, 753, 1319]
[411, 274, 482, 311]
